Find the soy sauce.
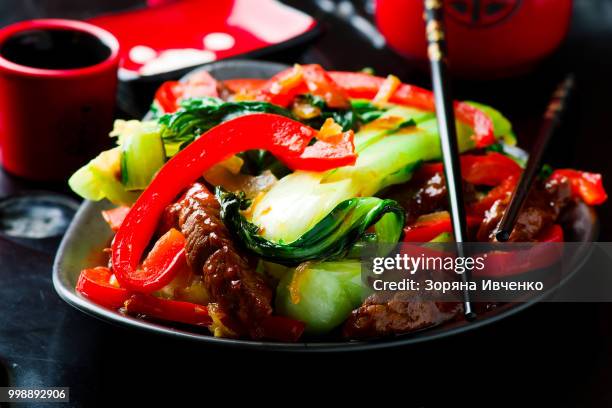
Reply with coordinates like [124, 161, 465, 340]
[0, 28, 111, 69]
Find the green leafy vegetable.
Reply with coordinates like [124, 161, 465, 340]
[217, 188, 405, 265]
[159, 97, 297, 175]
[295, 94, 356, 131]
[539, 163, 553, 180]
[351, 99, 388, 124]
[294, 95, 390, 131]
[159, 97, 295, 149]
[360, 67, 375, 75]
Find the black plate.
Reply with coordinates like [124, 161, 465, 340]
[53, 60, 599, 351]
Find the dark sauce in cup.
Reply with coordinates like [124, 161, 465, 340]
[0, 28, 111, 70]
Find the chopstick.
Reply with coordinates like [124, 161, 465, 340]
[423, 0, 475, 320]
[495, 75, 575, 242]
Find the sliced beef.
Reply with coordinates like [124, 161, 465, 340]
[343, 292, 461, 339]
[164, 182, 273, 338]
[385, 171, 477, 225]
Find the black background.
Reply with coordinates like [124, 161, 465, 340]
[1, 1, 612, 406]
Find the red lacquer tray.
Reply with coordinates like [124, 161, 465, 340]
[89, 0, 317, 79]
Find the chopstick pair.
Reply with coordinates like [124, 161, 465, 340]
[423, 0, 574, 319]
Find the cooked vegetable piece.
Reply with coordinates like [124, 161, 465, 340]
[153, 70, 219, 114]
[419, 152, 522, 187]
[76, 267, 130, 309]
[260, 316, 306, 342]
[276, 260, 362, 334]
[351, 99, 388, 123]
[538, 224, 564, 242]
[121, 126, 166, 191]
[68, 147, 139, 205]
[549, 169, 607, 205]
[125, 293, 212, 326]
[122, 228, 188, 293]
[466, 101, 517, 146]
[101, 206, 130, 232]
[69, 120, 165, 204]
[403, 211, 481, 242]
[219, 189, 405, 264]
[257, 64, 349, 109]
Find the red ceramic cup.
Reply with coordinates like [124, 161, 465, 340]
[375, 0, 572, 78]
[0, 19, 119, 181]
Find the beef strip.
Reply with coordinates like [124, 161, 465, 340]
[385, 171, 477, 225]
[477, 177, 573, 242]
[163, 182, 273, 338]
[343, 293, 462, 339]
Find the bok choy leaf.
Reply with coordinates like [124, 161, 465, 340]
[159, 97, 295, 154]
[217, 188, 405, 265]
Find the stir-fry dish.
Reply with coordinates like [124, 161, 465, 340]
[69, 65, 607, 342]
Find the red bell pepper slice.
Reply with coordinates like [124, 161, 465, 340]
[133, 228, 188, 292]
[257, 64, 350, 108]
[260, 316, 306, 342]
[328, 71, 495, 147]
[101, 206, 131, 232]
[549, 169, 607, 205]
[403, 211, 482, 242]
[420, 152, 522, 187]
[473, 224, 564, 278]
[76, 267, 130, 309]
[124, 293, 212, 327]
[469, 175, 519, 217]
[256, 65, 308, 107]
[154, 70, 219, 113]
[537, 224, 564, 243]
[301, 65, 350, 108]
[112, 113, 356, 292]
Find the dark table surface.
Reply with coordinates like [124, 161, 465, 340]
[1, 0, 612, 406]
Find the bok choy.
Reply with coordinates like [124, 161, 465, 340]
[69, 120, 164, 205]
[275, 260, 363, 334]
[217, 188, 404, 265]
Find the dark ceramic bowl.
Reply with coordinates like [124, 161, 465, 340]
[53, 60, 598, 351]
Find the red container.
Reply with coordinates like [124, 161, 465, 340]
[375, 0, 572, 78]
[0, 19, 119, 181]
